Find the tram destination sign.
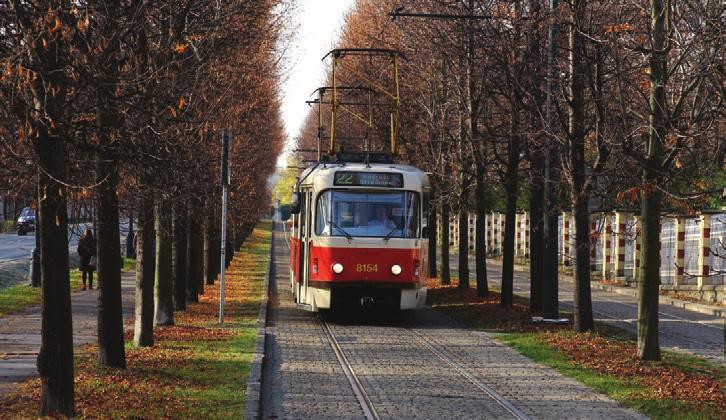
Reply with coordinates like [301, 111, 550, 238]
[334, 171, 404, 188]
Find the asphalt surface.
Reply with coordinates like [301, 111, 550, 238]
[448, 255, 725, 366]
[260, 224, 644, 419]
[0, 220, 131, 287]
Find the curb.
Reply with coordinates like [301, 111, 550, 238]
[243, 222, 274, 420]
[592, 282, 725, 318]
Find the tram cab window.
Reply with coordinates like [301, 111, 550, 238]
[316, 191, 420, 238]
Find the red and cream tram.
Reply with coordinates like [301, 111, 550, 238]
[288, 162, 430, 311]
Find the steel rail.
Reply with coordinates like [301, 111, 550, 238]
[403, 327, 530, 420]
[319, 319, 380, 420]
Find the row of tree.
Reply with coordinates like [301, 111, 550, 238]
[294, 0, 723, 360]
[0, 1, 288, 416]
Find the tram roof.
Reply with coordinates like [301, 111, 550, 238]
[299, 162, 430, 191]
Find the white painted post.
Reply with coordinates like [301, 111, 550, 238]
[590, 214, 598, 274]
[500, 213, 506, 254]
[486, 213, 494, 252]
[633, 215, 641, 282]
[469, 213, 476, 251]
[451, 215, 458, 249]
[514, 213, 521, 257]
[614, 212, 627, 279]
[674, 216, 686, 286]
[698, 213, 712, 288]
[523, 212, 530, 258]
[562, 212, 570, 266]
[602, 214, 612, 280]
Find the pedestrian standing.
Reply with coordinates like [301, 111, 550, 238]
[77, 228, 96, 290]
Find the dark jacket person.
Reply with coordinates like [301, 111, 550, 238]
[77, 228, 96, 290]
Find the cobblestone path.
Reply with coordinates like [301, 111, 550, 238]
[260, 224, 644, 419]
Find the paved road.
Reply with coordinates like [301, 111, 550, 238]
[0, 220, 131, 287]
[261, 224, 644, 419]
[448, 255, 725, 365]
[0, 271, 136, 396]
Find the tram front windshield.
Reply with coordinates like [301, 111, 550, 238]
[316, 191, 419, 238]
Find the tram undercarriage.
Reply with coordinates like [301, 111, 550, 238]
[292, 277, 427, 312]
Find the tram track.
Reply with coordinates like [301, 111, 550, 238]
[318, 315, 529, 420]
[401, 326, 530, 420]
[319, 317, 380, 420]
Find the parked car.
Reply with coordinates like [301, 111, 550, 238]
[17, 207, 36, 235]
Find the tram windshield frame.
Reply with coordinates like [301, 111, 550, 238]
[315, 190, 420, 239]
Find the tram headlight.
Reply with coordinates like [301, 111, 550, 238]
[332, 263, 344, 274]
[391, 264, 402, 276]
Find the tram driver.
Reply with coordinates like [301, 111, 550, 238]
[368, 205, 396, 229]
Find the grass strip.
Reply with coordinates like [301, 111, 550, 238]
[0, 221, 271, 418]
[426, 278, 726, 420]
[0, 258, 136, 318]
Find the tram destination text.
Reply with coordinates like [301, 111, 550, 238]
[333, 171, 404, 188]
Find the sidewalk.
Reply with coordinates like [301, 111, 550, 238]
[504, 259, 725, 318]
[0, 271, 136, 396]
[591, 280, 724, 318]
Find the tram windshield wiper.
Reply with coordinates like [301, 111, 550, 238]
[383, 225, 401, 242]
[327, 220, 353, 240]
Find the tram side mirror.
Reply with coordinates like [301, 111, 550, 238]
[290, 192, 301, 214]
[421, 226, 428, 239]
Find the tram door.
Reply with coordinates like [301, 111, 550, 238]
[297, 189, 312, 305]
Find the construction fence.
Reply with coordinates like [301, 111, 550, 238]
[441, 211, 726, 287]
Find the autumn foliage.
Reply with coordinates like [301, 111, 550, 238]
[0, 223, 271, 419]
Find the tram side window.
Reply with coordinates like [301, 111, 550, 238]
[299, 192, 306, 234]
[315, 190, 419, 238]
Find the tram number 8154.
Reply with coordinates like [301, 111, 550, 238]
[356, 264, 379, 273]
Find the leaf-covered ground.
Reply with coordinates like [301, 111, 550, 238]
[426, 277, 726, 420]
[0, 222, 270, 419]
[0, 258, 136, 318]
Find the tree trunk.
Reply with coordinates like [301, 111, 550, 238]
[501, 132, 519, 307]
[428, 187, 438, 278]
[458, 174, 470, 289]
[154, 200, 174, 325]
[95, 145, 126, 368]
[173, 206, 187, 311]
[638, 0, 667, 361]
[542, 0, 561, 320]
[441, 202, 451, 285]
[205, 216, 216, 285]
[186, 210, 202, 303]
[529, 158, 544, 311]
[527, 0, 545, 312]
[21, 8, 76, 412]
[202, 215, 209, 291]
[134, 197, 155, 347]
[475, 165, 488, 297]
[126, 212, 136, 259]
[569, 0, 594, 332]
[95, 20, 126, 361]
[35, 128, 74, 417]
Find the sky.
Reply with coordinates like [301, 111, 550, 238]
[278, 0, 356, 166]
